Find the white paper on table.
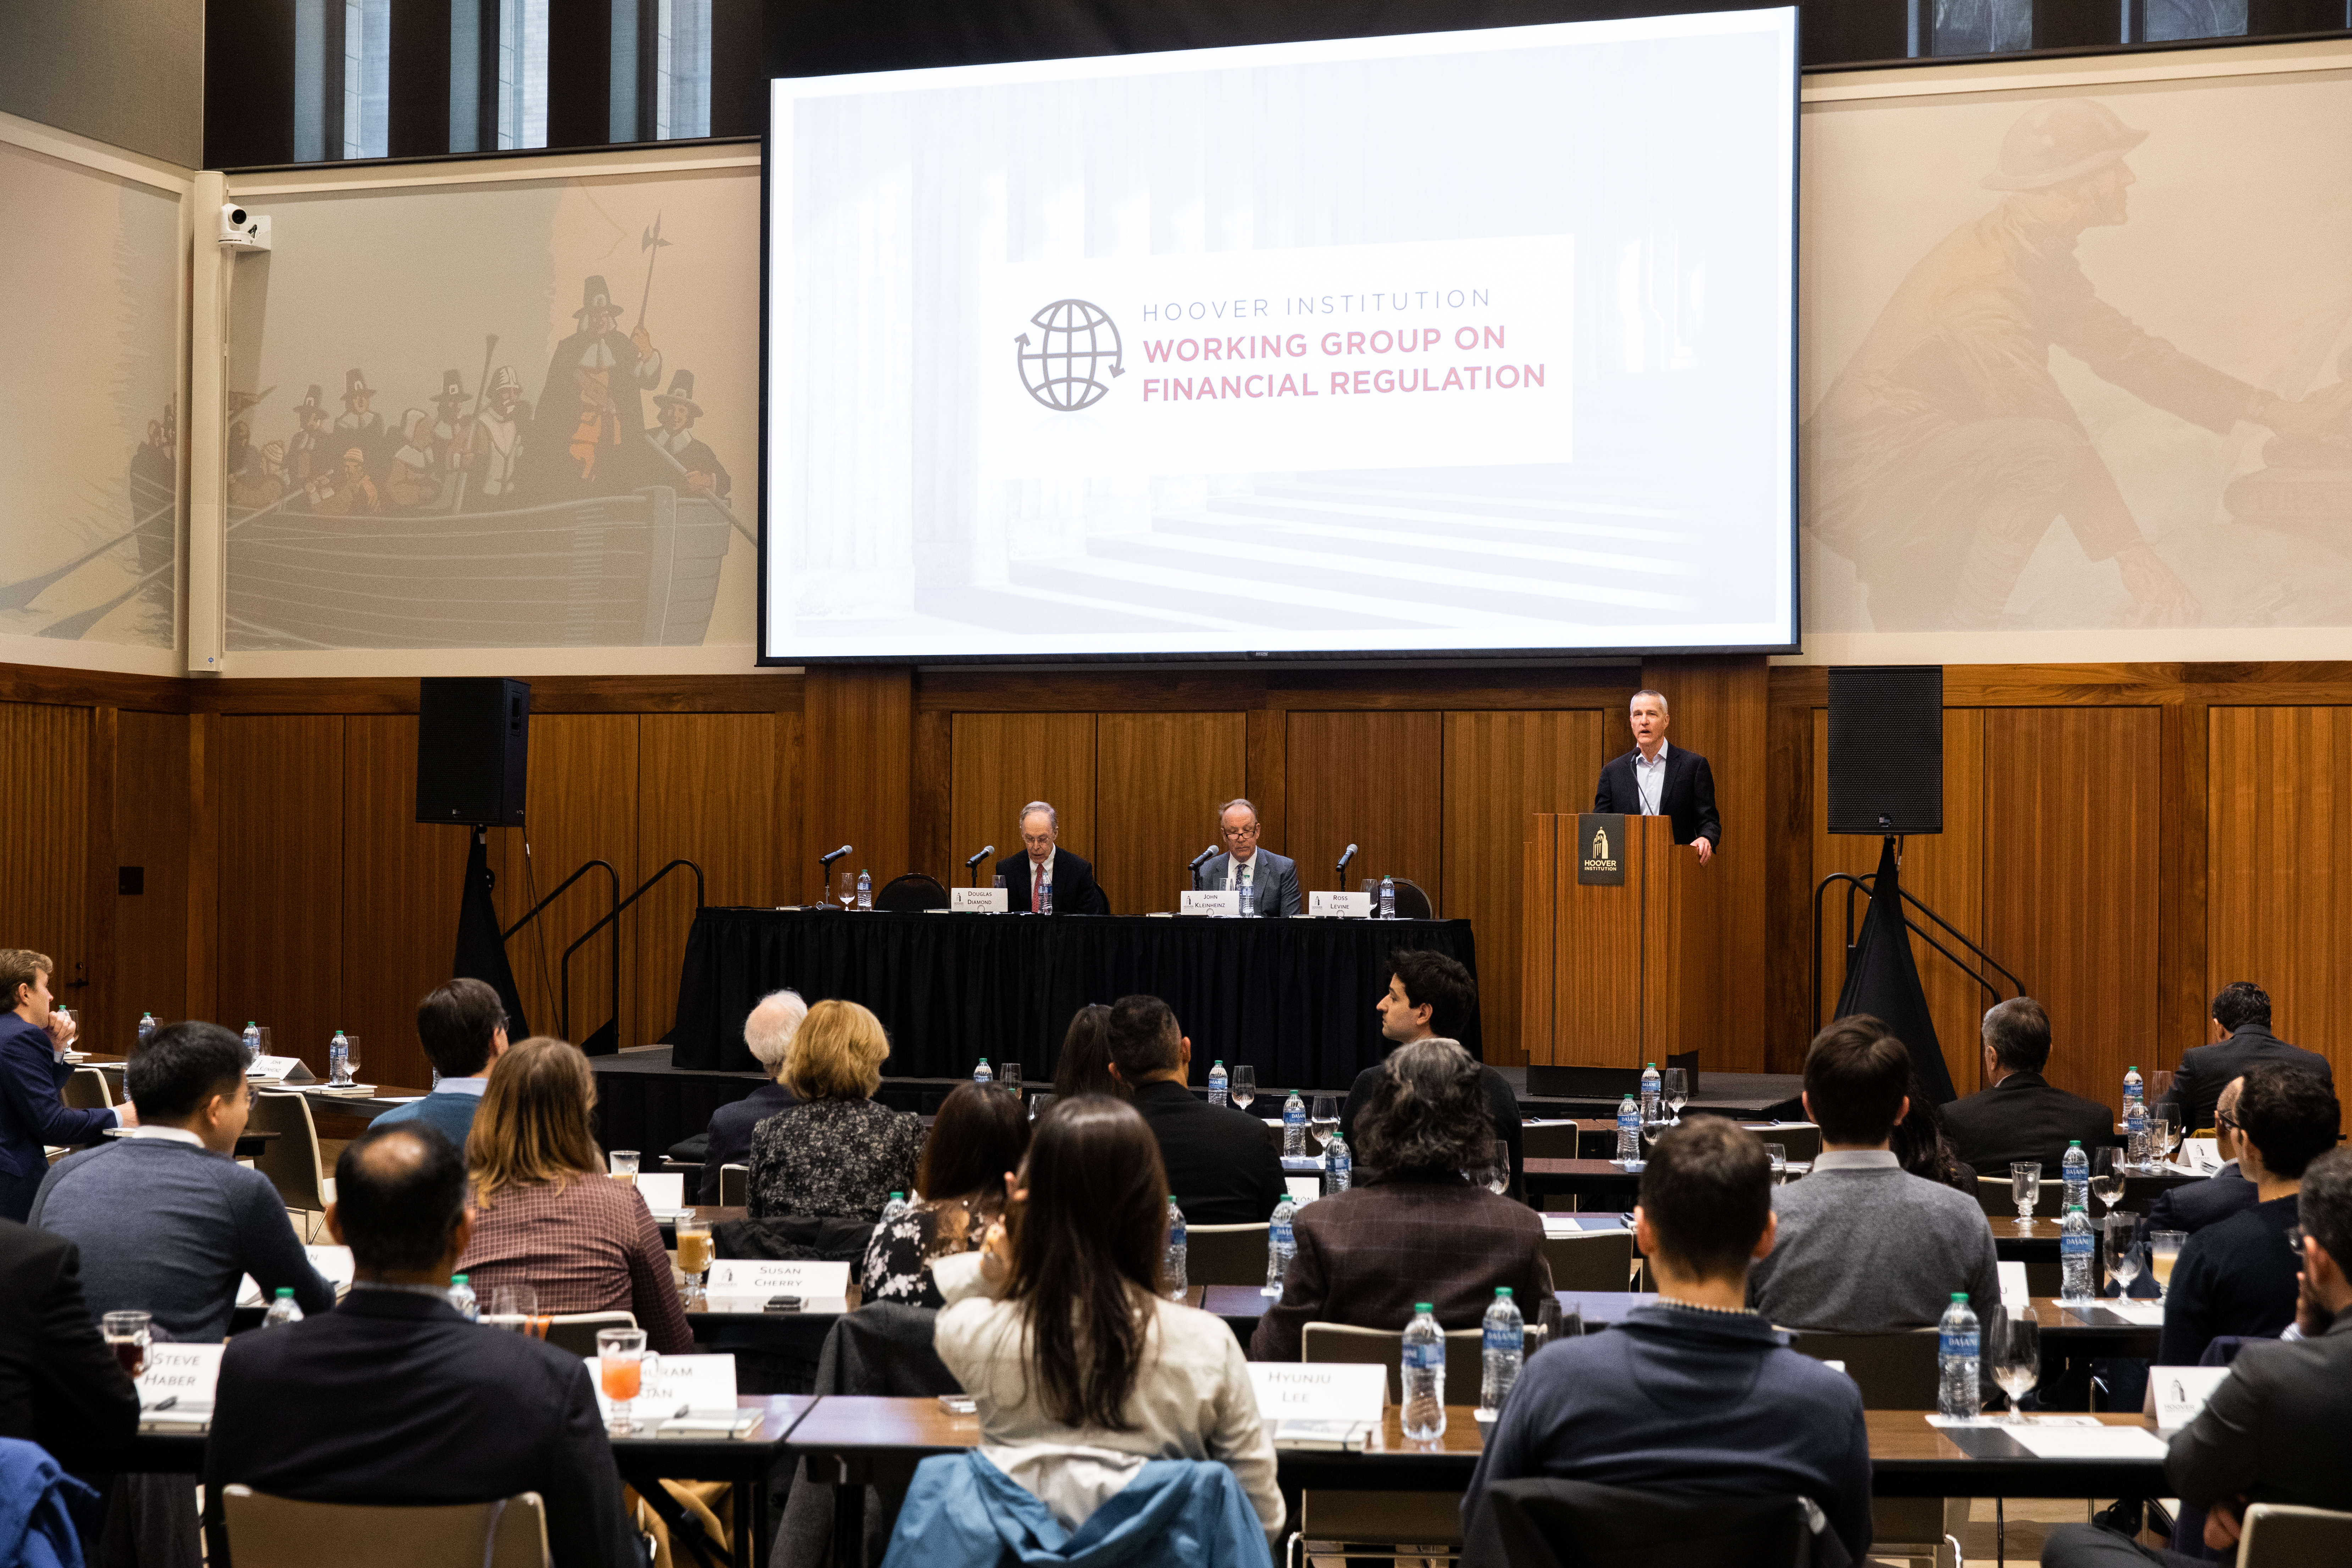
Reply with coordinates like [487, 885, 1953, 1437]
[2155, 1367, 2232, 1434]
[1180, 891, 1241, 917]
[1541, 1216, 1585, 1237]
[1247, 1362, 1386, 1425]
[950, 887, 1008, 914]
[583, 1351, 738, 1423]
[636, 1173, 686, 1212]
[706, 1259, 850, 1297]
[1999, 1261, 2031, 1309]
[1284, 1176, 1321, 1207]
[2106, 1301, 2168, 1325]
[2009, 1423, 2169, 1460]
[1307, 891, 1370, 919]
[246, 1054, 314, 1083]
[304, 1245, 354, 1284]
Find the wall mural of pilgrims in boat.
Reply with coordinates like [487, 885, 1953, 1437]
[225, 166, 758, 651]
[0, 140, 182, 651]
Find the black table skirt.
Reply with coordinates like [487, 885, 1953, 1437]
[671, 908, 1480, 1086]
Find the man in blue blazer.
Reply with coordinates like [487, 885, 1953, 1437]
[1192, 799, 1301, 916]
[1593, 688, 1721, 863]
[0, 949, 124, 1223]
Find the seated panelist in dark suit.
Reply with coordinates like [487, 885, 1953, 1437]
[2141, 1076, 2256, 1242]
[1592, 688, 1721, 863]
[201, 1122, 636, 1568]
[1340, 949, 1521, 1201]
[2160, 981, 2332, 1136]
[1939, 997, 2116, 1175]
[2045, 1145, 2352, 1568]
[1192, 798, 1301, 918]
[697, 988, 803, 1203]
[993, 800, 1104, 915]
[1105, 994, 1284, 1225]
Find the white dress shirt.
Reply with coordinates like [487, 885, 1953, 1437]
[1226, 852, 1257, 912]
[1632, 741, 1671, 816]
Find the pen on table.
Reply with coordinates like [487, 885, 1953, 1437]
[143, 1396, 178, 1413]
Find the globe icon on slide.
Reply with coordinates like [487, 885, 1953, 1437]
[1017, 299, 1125, 411]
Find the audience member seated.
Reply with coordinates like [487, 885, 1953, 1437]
[695, 988, 805, 1204]
[748, 1000, 923, 1223]
[1891, 1073, 1977, 1191]
[1748, 1015, 1999, 1330]
[32, 1022, 334, 1341]
[2043, 1146, 2352, 1568]
[2141, 1076, 2255, 1240]
[455, 1036, 692, 1354]
[1339, 951, 1521, 1199]
[1251, 1037, 1551, 1363]
[1940, 998, 2115, 1176]
[930, 1095, 1281, 1541]
[0, 948, 126, 1224]
[0, 1215, 136, 1472]
[861, 1081, 1030, 1309]
[1461, 1117, 1871, 1564]
[201, 1123, 637, 1568]
[2162, 981, 2333, 1137]
[1105, 996, 1282, 1225]
[373, 978, 508, 1150]
[1050, 1004, 1126, 1101]
[2157, 1063, 2338, 1367]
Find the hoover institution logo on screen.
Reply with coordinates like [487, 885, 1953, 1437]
[1016, 299, 1125, 411]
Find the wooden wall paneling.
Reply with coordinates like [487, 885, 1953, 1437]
[2208, 707, 2352, 1077]
[910, 708, 952, 887]
[0, 704, 92, 1036]
[1442, 710, 1608, 1066]
[949, 714, 1098, 897]
[215, 715, 345, 1070]
[637, 713, 776, 1046]
[801, 665, 911, 888]
[115, 710, 190, 1032]
[1982, 707, 2162, 1107]
[1810, 708, 1990, 1100]
[85, 708, 119, 1052]
[185, 711, 219, 1021]
[339, 716, 467, 1093]
[1246, 706, 1286, 855]
[2163, 694, 2209, 1068]
[1285, 710, 1443, 913]
[492, 714, 639, 1049]
[774, 708, 803, 905]
[1095, 712, 1248, 915]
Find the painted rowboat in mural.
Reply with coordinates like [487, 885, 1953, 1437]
[226, 485, 731, 649]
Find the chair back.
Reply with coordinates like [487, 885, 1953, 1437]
[1302, 1322, 1484, 1406]
[1184, 1222, 1269, 1288]
[1388, 878, 1435, 920]
[1542, 1229, 1635, 1292]
[2239, 1502, 2352, 1568]
[1784, 1328, 1940, 1409]
[542, 1311, 637, 1357]
[1755, 1124, 1822, 1164]
[246, 1091, 333, 1212]
[876, 873, 950, 912]
[1973, 1175, 2062, 1221]
[719, 1163, 748, 1207]
[1522, 1122, 1579, 1160]
[63, 1068, 112, 1109]
[223, 1485, 551, 1568]
[1460, 1478, 1830, 1568]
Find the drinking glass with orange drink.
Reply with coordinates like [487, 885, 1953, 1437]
[675, 1218, 714, 1305]
[596, 1326, 651, 1436]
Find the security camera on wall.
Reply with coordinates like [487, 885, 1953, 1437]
[217, 203, 271, 251]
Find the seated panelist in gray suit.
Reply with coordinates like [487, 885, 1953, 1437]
[1193, 798, 1302, 917]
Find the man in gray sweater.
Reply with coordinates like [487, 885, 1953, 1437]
[1749, 1015, 2001, 1330]
[33, 1021, 334, 1341]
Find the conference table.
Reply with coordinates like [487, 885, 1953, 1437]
[670, 906, 1479, 1085]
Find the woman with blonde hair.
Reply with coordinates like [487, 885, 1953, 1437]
[747, 999, 923, 1221]
[455, 1035, 692, 1352]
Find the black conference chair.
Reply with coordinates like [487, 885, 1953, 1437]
[1461, 1478, 1845, 1568]
[875, 872, 950, 911]
[1388, 877, 1435, 920]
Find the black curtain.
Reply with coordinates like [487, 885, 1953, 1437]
[1832, 837, 1955, 1103]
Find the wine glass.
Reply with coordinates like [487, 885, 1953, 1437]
[1027, 1092, 1052, 1122]
[1231, 1066, 1257, 1111]
[2153, 1114, 2180, 1168]
[1991, 1310, 2040, 1423]
[1661, 1068, 1688, 1121]
[608, 1150, 640, 1187]
[675, 1218, 713, 1305]
[488, 1283, 542, 1334]
[835, 868, 857, 912]
[2105, 1214, 2142, 1298]
[2148, 1230, 2186, 1301]
[1483, 1138, 1510, 1196]
[1309, 1095, 1340, 1153]
[103, 1311, 151, 1381]
[596, 1326, 651, 1436]
[2009, 1162, 2042, 1232]
[1639, 1109, 1674, 1164]
[1000, 1061, 1022, 1103]
[1764, 1143, 1788, 1186]
[2090, 1147, 2126, 1213]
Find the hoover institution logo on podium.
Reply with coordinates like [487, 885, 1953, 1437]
[1015, 299, 1125, 411]
[1577, 813, 1625, 886]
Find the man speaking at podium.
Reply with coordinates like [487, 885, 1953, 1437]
[1593, 689, 1721, 864]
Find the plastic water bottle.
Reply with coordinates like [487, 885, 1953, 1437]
[2123, 1064, 2144, 1117]
[855, 869, 872, 910]
[2124, 1095, 2149, 1171]
[1479, 1288, 1524, 1417]
[2061, 1140, 2089, 1212]
[242, 1021, 261, 1066]
[974, 1058, 993, 1087]
[1639, 1062, 1662, 1124]
[1325, 1130, 1351, 1196]
[1402, 1304, 1447, 1440]
[137, 1013, 157, 1046]
[1208, 1061, 1229, 1107]
[1615, 1095, 1640, 1163]
[2060, 1203, 2095, 1301]
[1041, 879, 1055, 915]
[1264, 1196, 1297, 1297]
[447, 1274, 478, 1322]
[880, 1192, 911, 1227]
[328, 1029, 351, 1086]
[1379, 876, 1396, 920]
[262, 1287, 303, 1328]
[1165, 1195, 1187, 1300]
[1281, 1090, 1307, 1157]
[1937, 1293, 1979, 1419]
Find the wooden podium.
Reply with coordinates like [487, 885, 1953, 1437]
[1521, 813, 1724, 1088]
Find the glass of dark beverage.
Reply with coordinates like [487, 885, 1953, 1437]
[103, 1311, 151, 1380]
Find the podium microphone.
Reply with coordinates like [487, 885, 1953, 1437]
[1187, 844, 1218, 891]
[1335, 843, 1358, 887]
[820, 844, 853, 866]
[815, 843, 852, 905]
[965, 844, 994, 886]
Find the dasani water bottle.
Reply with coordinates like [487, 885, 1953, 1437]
[1164, 1195, 1187, 1299]
[262, 1288, 303, 1328]
[447, 1274, 478, 1322]
[2061, 1140, 2088, 1212]
[1325, 1130, 1351, 1195]
[1282, 1090, 1306, 1157]
[1264, 1196, 1297, 1298]
[1402, 1304, 1447, 1440]
[1478, 1288, 1523, 1418]
[974, 1058, 993, 1087]
[1937, 1293, 1979, 1418]
[1615, 1095, 1640, 1164]
[2060, 1204, 2095, 1302]
[1639, 1062, 1662, 1124]
[242, 1021, 261, 1066]
[1208, 1060, 1228, 1107]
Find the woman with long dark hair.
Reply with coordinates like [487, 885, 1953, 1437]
[1049, 1003, 1125, 1100]
[860, 1081, 1030, 1308]
[929, 1094, 1280, 1539]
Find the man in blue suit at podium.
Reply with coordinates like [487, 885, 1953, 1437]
[1192, 798, 1300, 916]
[1593, 689, 1722, 865]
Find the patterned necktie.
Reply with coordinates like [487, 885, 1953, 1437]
[1032, 866, 1043, 912]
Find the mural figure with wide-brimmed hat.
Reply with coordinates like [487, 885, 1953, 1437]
[529, 274, 663, 498]
[332, 368, 388, 470]
[647, 370, 728, 500]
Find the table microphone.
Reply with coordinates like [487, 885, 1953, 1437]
[1335, 843, 1358, 885]
[1187, 844, 1217, 891]
[965, 845, 994, 887]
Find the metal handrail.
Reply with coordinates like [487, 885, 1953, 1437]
[559, 859, 706, 1050]
[501, 858, 619, 942]
[1811, 864, 2025, 1033]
